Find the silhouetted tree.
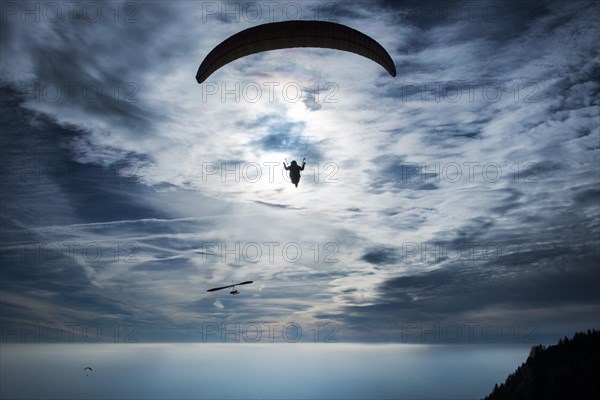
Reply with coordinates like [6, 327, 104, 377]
[482, 330, 600, 400]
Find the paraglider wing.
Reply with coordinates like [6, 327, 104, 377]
[84, 367, 92, 371]
[196, 20, 396, 84]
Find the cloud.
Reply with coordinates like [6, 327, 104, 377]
[213, 299, 224, 309]
[1, 0, 598, 342]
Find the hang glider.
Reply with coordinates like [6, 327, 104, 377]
[207, 281, 253, 295]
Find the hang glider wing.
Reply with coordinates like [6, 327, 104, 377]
[207, 281, 253, 292]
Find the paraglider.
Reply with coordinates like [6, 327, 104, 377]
[83, 367, 92, 376]
[207, 281, 253, 295]
[284, 158, 306, 188]
[196, 20, 396, 84]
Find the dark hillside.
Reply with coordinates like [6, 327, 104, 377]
[483, 329, 600, 400]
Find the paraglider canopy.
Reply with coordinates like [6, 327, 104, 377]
[196, 20, 396, 84]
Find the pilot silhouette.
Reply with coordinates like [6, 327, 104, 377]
[284, 158, 306, 188]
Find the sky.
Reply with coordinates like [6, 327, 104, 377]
[1, 0, 599, 398]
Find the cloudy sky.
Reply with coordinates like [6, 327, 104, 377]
[1, 0, 599, 398]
